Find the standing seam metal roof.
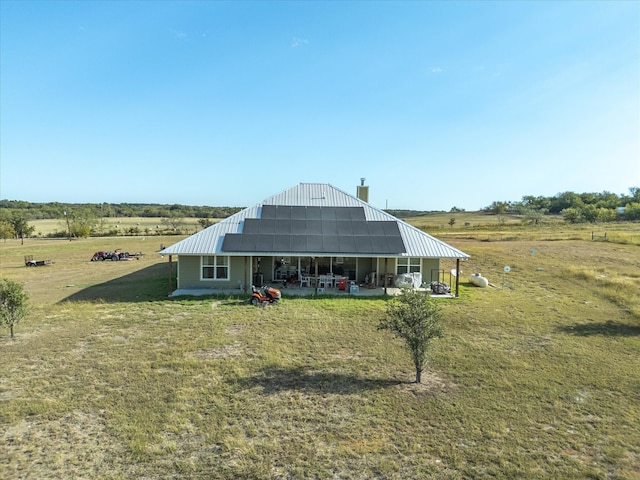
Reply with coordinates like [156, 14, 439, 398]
[160, 183, 469, 259]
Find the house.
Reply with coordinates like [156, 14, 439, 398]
[159, 182, 470, 296]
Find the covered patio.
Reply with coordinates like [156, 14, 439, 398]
[169, 280, 457, 299]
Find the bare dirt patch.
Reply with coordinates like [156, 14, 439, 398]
[225, 324, 246, 336]
[189, 342, 243, 359]
[393, 371, 457, 396]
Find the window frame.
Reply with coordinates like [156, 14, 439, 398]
[201, 255, 230, 281]
[396, 257, 421, 275]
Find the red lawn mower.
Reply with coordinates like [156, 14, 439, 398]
[250, 285, 281, 306]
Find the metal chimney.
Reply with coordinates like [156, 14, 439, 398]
[356, 178, 369, 203]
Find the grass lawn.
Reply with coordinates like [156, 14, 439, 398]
[0, 234, 639, 479]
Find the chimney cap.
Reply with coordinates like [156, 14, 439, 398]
[360, 178, 366, 186]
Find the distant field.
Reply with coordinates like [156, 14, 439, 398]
[405, 213, 640, 245]
[403, 211, 555, 228]
[28, 213, 640, 245]
[29, 217, 207, 237]
[26, 212, 547, 237]
[0, 231, 638, 478]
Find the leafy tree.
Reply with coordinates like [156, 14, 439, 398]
[520, 195, 551, 212]
[0, 278, 29, 339]
[520, 207, 545, 225]
[581, 204, 599, 223]
[594, 191, 621, 210]
[10, 214, 35, 244]
[486, 201, 510, 214]
[575, 205, 616, 223]
[0, 218, 14, 242]
[596, 208, 616, 223]
[624, 203, 640, 220]
[378, 289, 444, 383]
[448, 217, 456, 228]
[550, 192, 584, 214]
[162, 212, 184, 231]
[67, 208, 95, 238]
[562, 207, 583, 224]
[198, 218, 215, 229]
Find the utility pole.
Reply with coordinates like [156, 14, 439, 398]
[64, 211, 71, 241]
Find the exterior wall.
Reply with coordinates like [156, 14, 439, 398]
[176, 254, 445, 290]
[177, 256, 201, 288]
[356, 258, 375, 283]
[177, 255, 249, 289]
[373, 257, 441, 286]
[422, 258, 441, 282]
[229, 256, 248, 288]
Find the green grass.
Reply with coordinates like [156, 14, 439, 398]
[1, 235, 639, 479]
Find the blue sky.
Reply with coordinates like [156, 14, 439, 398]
[1, 1, 638, 211]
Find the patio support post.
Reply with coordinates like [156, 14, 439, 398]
[455, 258, 460, 298]
[244, 256, 248, 292]
[384, 258, 388, 295]
[314, 257, 319, 295]
[168, 255, 173, 296]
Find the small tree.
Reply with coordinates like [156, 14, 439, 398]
[162, 212, 184, 232]
[198, 218, 215, 229]
[10, 214, 35, 245]
[379, 289, 444, 383]
[624, 202, 640, 220]
[0, 278, 29, 339]
[520, 206, 545, 226]
[0, 219, 15, 242]
[562, 207, 583, 224]
[68, 208, 96, 238]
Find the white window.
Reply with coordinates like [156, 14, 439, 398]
[201, 255, 229, 280]
[397, 257, 421, 274]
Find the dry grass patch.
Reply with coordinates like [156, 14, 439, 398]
[189, 343, 243, 360]
[1, 410, 125, 479]
[1, 236, 639, 478]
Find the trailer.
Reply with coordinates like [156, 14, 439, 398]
[91, 250, 144, 261]
[25, 255, 53, 267]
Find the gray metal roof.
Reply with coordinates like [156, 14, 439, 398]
[160, 183, 469, 259]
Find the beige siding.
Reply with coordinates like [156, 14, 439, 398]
[177, 255, 248, 289]
[229, 257, 248, 288]
[177, 256, 201, 288]
[356, 258, 376, 283]
[176, 254, 443, 290]
[422, 258, 440, 283]
[373, 258, 440, 286]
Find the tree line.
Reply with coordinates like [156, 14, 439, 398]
[0, 202, 243, 241]
[483, 187, 640, 223]
[1, 187, 639, 242]
[0, 200, 242, 220]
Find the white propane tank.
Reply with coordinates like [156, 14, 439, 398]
[469, 273, 489, 288]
